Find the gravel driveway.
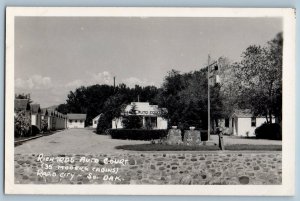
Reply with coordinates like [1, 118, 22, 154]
[14, 128, 146, 154]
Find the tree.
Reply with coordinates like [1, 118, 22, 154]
[122, 103, 143, 129]
[233, 32, 283, 123]
[65, 85, 115, 125]
[56, 103, 69, 114]
[15, 93, 32, 103]
[157, 69, 211, 130]
[103, 93, 128, 129]
[96, 114, 110, 134]
[61, 83, 159, 127]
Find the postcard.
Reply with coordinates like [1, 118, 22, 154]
[5, 7, 295, 195]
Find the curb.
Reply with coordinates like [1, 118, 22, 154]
[14, 135, 43, 145]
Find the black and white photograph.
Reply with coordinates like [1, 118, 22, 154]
[5, 7, 295, 195]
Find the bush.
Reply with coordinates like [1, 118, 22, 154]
[31, 125, 40, 136]
[200, 130, 208, 141]
[41, 119, 48, 133]
[255, 123, 282, 140]
[122, 115, 143, 129]
[14, 111, 31, 138]
[96, 115, 110, 134]
[108, 129, 168, 141]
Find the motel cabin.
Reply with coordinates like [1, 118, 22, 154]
[219, 109, 275, 137]
[112, 102, 168, 129]
[92, 114, 102, 128]
[67, 113, 86, 128]
[30, 104, 42, 130]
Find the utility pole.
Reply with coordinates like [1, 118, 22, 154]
[207, 54, 211, 141]
[113, 76, 116, 89]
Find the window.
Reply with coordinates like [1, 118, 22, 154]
[251, 117, 256, 127]
[80, 120, 83, 123]
[94, 120, 97, 124]
[69, 120, 72, 123]
[225, 118, 229, 128]
[75, 120, 77, 123]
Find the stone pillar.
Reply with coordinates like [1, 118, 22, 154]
[166, 127, 182, 145]
[183, 128, 201, 146]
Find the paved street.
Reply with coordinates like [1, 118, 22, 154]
[15, 128, 282, 154]
[15, 128, 146, 154]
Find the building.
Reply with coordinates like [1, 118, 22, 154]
[112, 102, 168, 129]
[219, 109, 274, 137]
[41, 109, 67, 130]
[67, 113, 86, 128]
[92, 114, 102, 128]
[30, 104, 42, 130]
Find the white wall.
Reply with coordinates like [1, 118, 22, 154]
[111, 116, 168, 129]
[92, 116, 100, 128]
[112, 118, 123, 129]
[92, 120, 98, 128]
[235, 117, 267, 137]
[67, 120, 85, 128]
[55, 117, 66, 129]
[156, 117, 168, 129]
[31, 115, 36, 127]
[31, 114, 41, 130]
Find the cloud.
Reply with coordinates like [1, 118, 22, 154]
[122, 77, 155, 88]
[64, 71, 114, 90]
[65, 71, 156, 90]
[91, 71, 113, 85]
[65, 79, 85, 89]
[15, 74, 52, 90]
[15, 71, 158, 107]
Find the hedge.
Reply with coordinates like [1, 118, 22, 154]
[108, 129, 168, 141]
[255, 123, 282, 140]
[200, 130, 208, 141]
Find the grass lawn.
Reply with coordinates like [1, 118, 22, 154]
[115, 144, 282, 151]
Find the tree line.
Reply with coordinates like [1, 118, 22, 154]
[57, 32, 282, 131]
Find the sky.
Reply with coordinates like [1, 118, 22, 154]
[14, 17, 282, 107]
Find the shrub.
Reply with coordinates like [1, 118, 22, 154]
[255, 123, 282, 140]
[31, 125, 40, 136]
[108, 129, 168, 141]
[96, 115, 110, 134]
[41, 118, 48, 133]
[14, 111, 31, 138]
[122, 115, 143, 129]
[200, 130, 208, 141]
[121, 103, 143, 129]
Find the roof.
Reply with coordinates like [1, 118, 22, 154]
[30, 104, 41, 114]
[41, 108, 48, 115]
[231, 109, 253, 118]
[231, 109, 270, 118]
[67, 113, 87, 120]
[15, 99, 30, 112]
[92, 114, 102, 121]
